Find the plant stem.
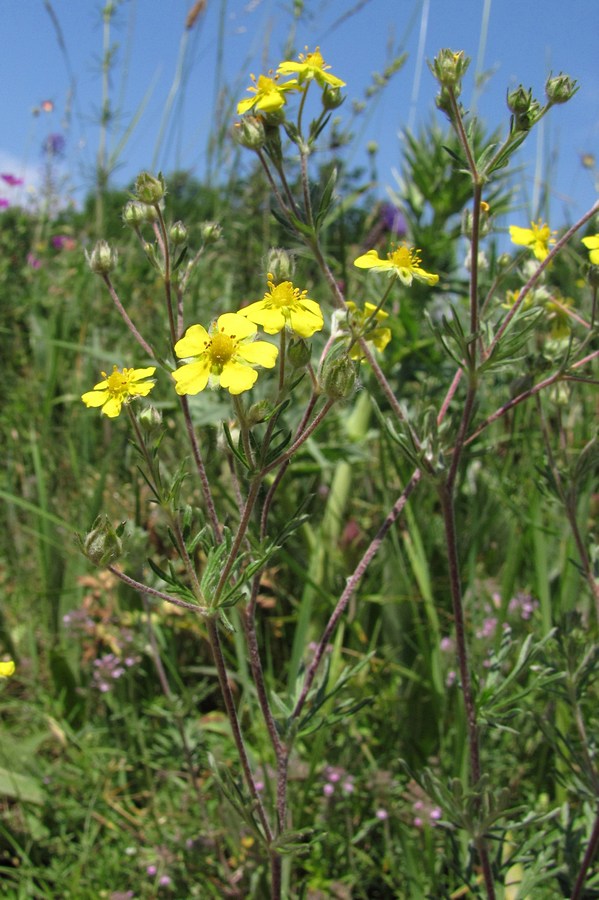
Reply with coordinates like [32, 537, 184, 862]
[178, 394, 222, 542]
[102, 274, 154, 358]
[205, 617, 273, 844]
[107, 566, 206, 612]
[291, 470, 422, 722]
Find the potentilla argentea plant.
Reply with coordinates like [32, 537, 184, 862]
[77, 45, 598, 899]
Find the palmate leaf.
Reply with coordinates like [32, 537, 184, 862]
[207, 753, 267, 844]
[296, 652, 374, 737]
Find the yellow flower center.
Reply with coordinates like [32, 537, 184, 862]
[105, 367, 131, 396]
[389, 246, 420, 269]
[301, 49, 325, 69]
[267, 280, 302, 309]
[209, 332, 236, 365]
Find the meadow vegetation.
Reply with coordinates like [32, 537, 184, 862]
[0, 6, 597, 899]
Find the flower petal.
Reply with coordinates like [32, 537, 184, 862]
[174, 324, 210, 359]
[82, 389, 110, 408]
[217, 312, 257, 339]
[219, 360, 258, 394]
[239, 301, 286, 334]
[102, 397, 123, 418]
[289, 304, 324, 337]
[353, 249, 387, 269]
[509, 225, 534, 247]
[172, 360, 211, 395]
[237, 340, 278, 367]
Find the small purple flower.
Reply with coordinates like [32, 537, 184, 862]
[27, 253, 41, 269]
[1, 173, 24, 186]
[146, 864, 157, 876]
[0, 199, 10, 209]
[42, 133, 66, 157]
[341, 779, 354, 795]
[323, 782, 335, 797]
[379, 202, 407, 237]
[439, 636, 453, 653]
[375, 808, 389, 820]
[476, 617, 498, 640]
[158, 875, 171, 887]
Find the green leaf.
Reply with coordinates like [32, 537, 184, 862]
[0, 767, 45, 805]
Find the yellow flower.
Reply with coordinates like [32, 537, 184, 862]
[277, 47, 345, 88]
[546, 294, 573, 339]
[81, 366, 156, 418]
[237, 73, 300, 115]
[353, 245, 439, 286]
[239, 275, 324, 338]
[345, 301, 391, 360]
[581, 234, 599, 264]
[0, 660, 15, 678]
[172, 313, 278, 396]
[509, 220, 555, 261]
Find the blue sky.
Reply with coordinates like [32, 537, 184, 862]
[2, 0, 598, 226]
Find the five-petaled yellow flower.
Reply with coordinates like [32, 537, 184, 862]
[172, 313, 278, 396]
[239, 275, 324, 338]
[345, 301, 392, 360]
[237, 73, 299, 115]
[581, 234, 599, 264]
[0, 660, 15, 678]
[81, 366, 156, 418]
[353, 246, 439, 286]
[509, 220, 555, 261]
[278, 46, 345, 89]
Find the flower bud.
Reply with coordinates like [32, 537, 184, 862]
[322, 85, 344, 110]
[137, 404, 163, 435]
[320, 354, 356, 400]
[588, 265, 599, 289]
[134, 171, 166, 205]
[200, 221, 222, 244]
[429, 49, 470, 89]
[169, 220, 188, 246]
[233, 115, 267, 150]
[287, 337, 311, 370]
[266, 248, 295, 282]
[506, 85, 533, 114]
[78, 515, 123, 567]
[545, 72, 578, 105]
[86, 240, 118, 275]
[247, 399, 273, 426]
[122, 200, 147, 228]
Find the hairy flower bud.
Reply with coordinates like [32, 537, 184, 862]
[86, 240, 118, 275]
[506, 85, 533, 114]
[320, 354, 356, 400]
[287, 337, 311, 369]
[134, 171, 166, 204]
[322, 85, 344, 110]
[233, 115, 267, 150]
[429, 49, 470, 89]
[588, 265, 599, 289]
[78, 515, 123, 567]
[122, 200, 147, 228]
[200, 221, 222, 244]
[545, 72, 578, 105]
[266, 247, 295, 282]
[247, 399, 273, 426]
[137, 404, 163, 435]
[169, 220, 188, 246]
